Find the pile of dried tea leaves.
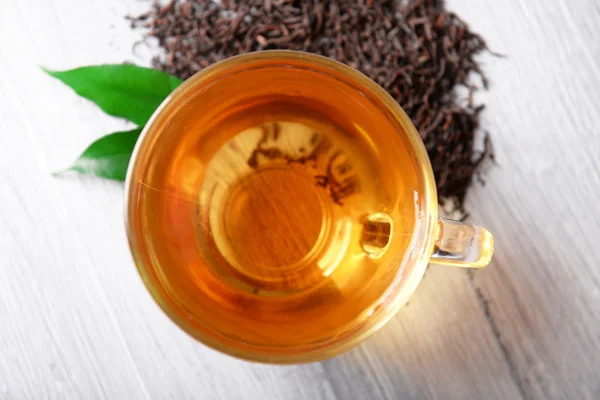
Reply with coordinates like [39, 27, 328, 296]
[130, 0, 494, 214]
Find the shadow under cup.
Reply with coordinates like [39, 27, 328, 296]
[125, 51, 438, 363]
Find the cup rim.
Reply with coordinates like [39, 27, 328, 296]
[124, 50, 438, 363]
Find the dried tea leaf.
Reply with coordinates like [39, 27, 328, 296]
[130, 0, 495, 213]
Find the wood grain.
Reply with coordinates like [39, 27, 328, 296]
[454, 1, 600, 399]
[0, 0, 598, 399]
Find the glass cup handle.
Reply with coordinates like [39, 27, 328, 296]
[430, 218, 494, 268]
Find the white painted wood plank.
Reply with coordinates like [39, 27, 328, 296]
[1, 0, 599, 399]
[0, 60, 151, 400]
[449, 0, 600, 399]
[0, 1, 338, 399]
[322, 267, 524, 400]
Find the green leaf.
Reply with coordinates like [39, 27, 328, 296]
[43, 65, 182, 125]
[60, 127, 143, 181]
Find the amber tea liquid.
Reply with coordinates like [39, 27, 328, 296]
[128, 56, 427, 354]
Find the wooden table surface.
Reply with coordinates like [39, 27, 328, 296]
[1, 0, 599, 399]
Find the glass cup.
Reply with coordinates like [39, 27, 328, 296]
[125, 51, 494, 363]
